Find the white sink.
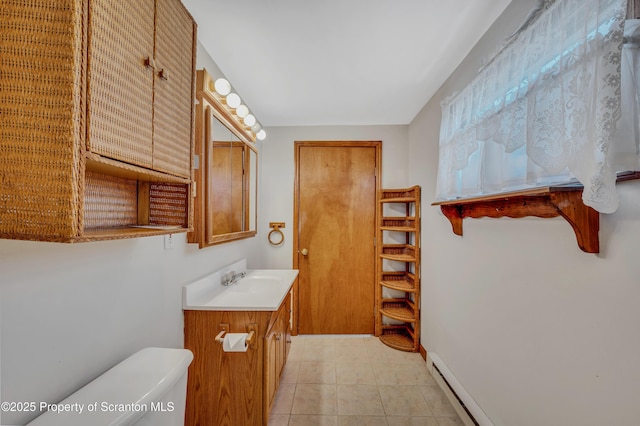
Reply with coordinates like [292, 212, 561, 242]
[183, 260, 298, 311]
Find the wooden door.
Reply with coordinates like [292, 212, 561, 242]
[295, 142, 380, 334]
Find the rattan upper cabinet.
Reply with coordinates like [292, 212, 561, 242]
[375, 186, 421, 352]
[0, 0, 196, 242]
[87, 0, 195, 178]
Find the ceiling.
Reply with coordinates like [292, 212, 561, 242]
[182, 0, 513, 127]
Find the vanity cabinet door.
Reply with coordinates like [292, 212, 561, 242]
[264, 294, 291, 418]
[264, 328, 280, 411]
[275, 309, 287, 380]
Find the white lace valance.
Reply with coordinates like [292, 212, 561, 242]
[436, 0, 634, 213]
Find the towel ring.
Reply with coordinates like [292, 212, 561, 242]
[268, 228, 284, 246]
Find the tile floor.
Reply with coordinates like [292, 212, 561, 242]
[268, 335, 465, 426]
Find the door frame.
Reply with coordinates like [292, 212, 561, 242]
[292, 141, 382, 335]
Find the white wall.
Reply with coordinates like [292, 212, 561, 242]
[256, 125, 409, 269]
[410, 1, 640, 425]
[0, 42, 262, 426]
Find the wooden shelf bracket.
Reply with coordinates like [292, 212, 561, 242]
[435, 187, 600, 253]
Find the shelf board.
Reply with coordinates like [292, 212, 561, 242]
[380, 186, 420, 204]
[380, 244, 417, 262]
[380, 197, 417, 204]
[14, 226, 191, 243]
[380, 271, 417, 292]
[380, 226, 417, 232]
[432, 174, 640, 253]
[77, 225, 190, 242]
[379, 325, 416, 352]
[380, 280, 416, 292]
[432, 185, 600, 253]
[380, 254, 417, 262]
[380, 298, 416, 322]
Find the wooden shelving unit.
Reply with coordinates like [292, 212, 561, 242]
[376, 186, 421, 352]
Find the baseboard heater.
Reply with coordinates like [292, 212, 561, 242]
[432, 362, 479, 425]
[427, 353, 494, 426]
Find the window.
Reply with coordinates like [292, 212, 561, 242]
[436, 0, 636, 213]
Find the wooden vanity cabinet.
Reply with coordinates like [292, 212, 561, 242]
[264, 296, 292, 415]
[184, 292, 292, 426]
[0, 0, 196, 242]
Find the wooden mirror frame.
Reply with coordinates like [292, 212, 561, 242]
[188, 69, 258, 247]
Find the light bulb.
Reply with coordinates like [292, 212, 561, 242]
[244, 114, 256, 127]
[214, 78, 231, 96]
[236, 105, 249, 118]
[226, 93, 241, 109]
[251, 123, 262, 133]
[256, 129, 266, 140]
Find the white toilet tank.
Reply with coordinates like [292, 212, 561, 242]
[27, 347, 193, 426]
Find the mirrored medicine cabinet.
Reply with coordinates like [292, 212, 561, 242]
[188, 69, 258, 247]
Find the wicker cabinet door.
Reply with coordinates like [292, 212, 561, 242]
[87, 0, 155, 169]
[153, 0, 196, 178]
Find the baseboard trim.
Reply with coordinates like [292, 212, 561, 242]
[426, 352, 494, 426]
[419, 343, 427, 361]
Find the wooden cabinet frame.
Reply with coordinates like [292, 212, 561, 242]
[188, 70, 259, 247]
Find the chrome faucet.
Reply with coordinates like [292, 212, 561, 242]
[221, 270, 246, 286]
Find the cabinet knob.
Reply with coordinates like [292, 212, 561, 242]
[144, 56, 155, 69]
[158, 68, 169, 80]
[275, 333, 281, 341]
[300, 248, 308, 256]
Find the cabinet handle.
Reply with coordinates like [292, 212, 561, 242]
[144, 56, 155, 69]
[158, 68, 169, 80]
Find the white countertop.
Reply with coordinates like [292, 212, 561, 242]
[183, 268, 298, 311]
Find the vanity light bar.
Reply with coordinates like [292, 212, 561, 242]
[210, 77, 267, 141]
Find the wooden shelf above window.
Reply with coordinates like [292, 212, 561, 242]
[434, 185, 598, 252]
[432, 173, 640, 254]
